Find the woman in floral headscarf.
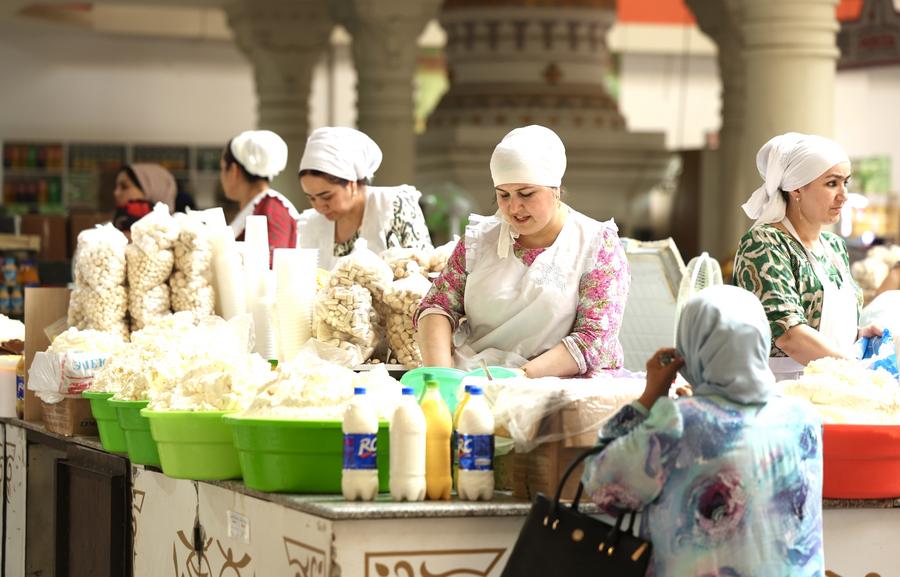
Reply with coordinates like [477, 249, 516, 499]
[583, 285, 824, 577]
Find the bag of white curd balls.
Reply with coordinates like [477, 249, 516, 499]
[170, 212, 215, 317]
[70, 224, 129, 339]
[380, 247, 430, 281]
[384, 264, 431, 368]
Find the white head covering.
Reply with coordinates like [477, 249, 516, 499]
[229, 130, 288, 179]
[676, 285, 775, 405]
[741, 132, 850, 227]
[490, 125, 566, 188]
[298, 127, 383, 183]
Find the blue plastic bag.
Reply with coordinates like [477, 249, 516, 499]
[855, 328, 899, 379]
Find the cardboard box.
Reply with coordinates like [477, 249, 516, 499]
[41, 395, 97, 436]
[24, 287, 71, 422]
[21, 214, 68, 261]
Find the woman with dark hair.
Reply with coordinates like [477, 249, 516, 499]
[112, 163, 176, 232]
[221, 130, 300, 252]
[297, 126, 431, 270]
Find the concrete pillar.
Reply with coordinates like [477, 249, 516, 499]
[735, 0, 841, 242]
[226, 0, 334, 201]
[333, 0, 443, 186]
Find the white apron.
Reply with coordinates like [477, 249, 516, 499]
[299, 186, 415, 270]
[769, 218, 859, 381]
[228, 188, 301, 243]
[453, 208, 609, 371]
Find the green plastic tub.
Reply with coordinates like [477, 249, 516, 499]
[82, 391, 128, 453]
[400, 367, 466, 414]
[464, 366, 521, 380]
[109, 399, 160, 466]
[224, 415, 390, 493]
[142, 410, 241, 481]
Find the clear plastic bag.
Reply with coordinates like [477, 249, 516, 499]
[383, 266, 431, 368]
[130, 202, 180, 253]
[126, 243, 174, 291]
[129, 284, 171, 331]
[330, 239, 394, 304]
[381, 247, 431, 280]
[315, 284, 378, 351]
[427, 236, 460, 275]
[72, 223, 128, 291]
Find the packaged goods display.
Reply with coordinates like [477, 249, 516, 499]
[342, 387, 380, 501]
[383, 268, 431, 368]
[421, 376, 452, 500]
[456, 386, 495, 501]
[69, 224, 129, 339]
[390, 387, 426, 502]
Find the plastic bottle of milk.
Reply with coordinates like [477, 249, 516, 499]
[421, 376, 452, 500]
[390, 387, 426, 502]
[456, 386, 495, 501]
[452, 384, 473, 490]
[342, 387, 379, 501]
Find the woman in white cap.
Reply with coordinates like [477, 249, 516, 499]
[734, 132, 881, 380]
[221, 130, 301, 252]
[297, 126, 432, 270]
[414, 125, 630, 377]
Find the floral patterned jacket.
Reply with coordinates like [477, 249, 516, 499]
[582, 395, 824, 577]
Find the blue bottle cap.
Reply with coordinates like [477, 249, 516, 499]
[354, 387, 366, 395]
[469, 386, 483, 395]
[464, 385, 473, 393]
[401, 387, 415, 395]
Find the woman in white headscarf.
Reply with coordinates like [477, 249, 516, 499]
[297, 127, 432, 270]
[583, 285, 823, 577]
[734, 132, 880, 381]
[414, 125, 630, 377]
[222, 130, 301, 255]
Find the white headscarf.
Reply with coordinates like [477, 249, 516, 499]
[298, 127, 383, 183]
[230, 130, 288, 179]
[676, 285, 775, 405]
[489, 125, 567, 258]
[741, 132, 850, 227]
[490, 125, 566, 188]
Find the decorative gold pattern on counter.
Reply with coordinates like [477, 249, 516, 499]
[284, 536, 327, 577]
[825, 572, 882, 577]
[365, 548, 506, 577]
[132, 488, 146, 539]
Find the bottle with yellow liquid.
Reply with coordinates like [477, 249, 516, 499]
[420, 375, 452, 500]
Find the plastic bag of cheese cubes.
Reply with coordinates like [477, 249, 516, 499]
[330, 239, 393, 306]
[381, 247, 430, 281]
[127, 204, 179, 330]
[315, 284, 378, 359]
[69, 223, 129, 339]
[383, 264, 431, 368]
[169, 212, 215, 318]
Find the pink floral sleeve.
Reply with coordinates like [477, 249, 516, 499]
[413, 239, 468, 329]
[563, 227, 630, 375]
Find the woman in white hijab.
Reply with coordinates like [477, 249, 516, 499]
[297, 127, 432, 270]
[734, 132, 880, 380]
[414, 125, 630, 377]
[222, 130, 301, 257]
[583, 285, 823, 577]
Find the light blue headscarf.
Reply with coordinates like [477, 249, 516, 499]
[676, 285, 775, 405]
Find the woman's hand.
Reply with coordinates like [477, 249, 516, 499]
[638, 348, 684, 411]
[858, 324, 884, 339]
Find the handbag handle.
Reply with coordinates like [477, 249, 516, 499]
[550, 441, 609, 515]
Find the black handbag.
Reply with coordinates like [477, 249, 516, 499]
[500, 443, 653, 577]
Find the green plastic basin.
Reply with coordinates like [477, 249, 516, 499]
[464, 366, 521, 380]
[109, 398, 160, 466]
[400, 367, 466, 414]
[224, 415, 390, 494]
[142, 409, 241, 481]
[83, 391, 127, 453]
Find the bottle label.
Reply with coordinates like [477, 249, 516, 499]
[343, 433, 377, 470]
[15, 374, 24, 401]
[458, 434, 494, 471]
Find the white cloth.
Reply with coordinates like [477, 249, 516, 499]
[298, 185, 416, 270]
[769, 218, 859, 381]
[230, 130, 288, 179]
[452, 208, 606, 371]
[489, 125, 566, 188]
[741, 132, 850, 227]
[298, 127, 382, 183]
[229, 188, 301, 241]
[676, 285, 775, 405]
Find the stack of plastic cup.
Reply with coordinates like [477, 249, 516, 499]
[213, 230, 247, 320]
[251, 270, 279, 361]
[274, 248, 318, 361]
[243, 215, 270, 315]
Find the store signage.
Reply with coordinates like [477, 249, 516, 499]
[838, 0, 900, 68]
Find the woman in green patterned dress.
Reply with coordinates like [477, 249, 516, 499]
[734, 133, 881, 380]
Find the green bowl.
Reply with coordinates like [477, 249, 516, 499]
[83, 391, 127, 453]
[142, 409, 241, 481]
[400, 367, 466, 414]
[464, 366, 521, 380]
[224, 415, 390, 493]
[109, 399, 160, 466]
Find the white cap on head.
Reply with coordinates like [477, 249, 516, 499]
[490, 125, 567, 188]
[741, 132, 850, 227]
[298, 127, 383, 183]
[229, 130, 288, 179]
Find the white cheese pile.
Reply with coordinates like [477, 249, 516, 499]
[780, 356, 900, 424]
[48, 327, 125, 355]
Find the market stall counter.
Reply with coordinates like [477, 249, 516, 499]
[3, 419, 900, 577]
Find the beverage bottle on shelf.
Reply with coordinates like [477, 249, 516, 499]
[420, 375, 452, 500]
[342, 387, 379, 501]
[2, 258, 16, 287]
[15, 355, 25, 419]
[10, 287, 22, 317]
[390, 387, 426, 502]
[18, 259, 39, 288]
[452, 384, 474, 490]
[456, 386, 495, 501]
[0, 287, 10, 316]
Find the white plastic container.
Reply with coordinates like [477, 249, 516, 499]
[0, 355, 19, 419]
[342, 387, 379, 501]
[389, 387, 426, 502]
[456, 386, 495, 501]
